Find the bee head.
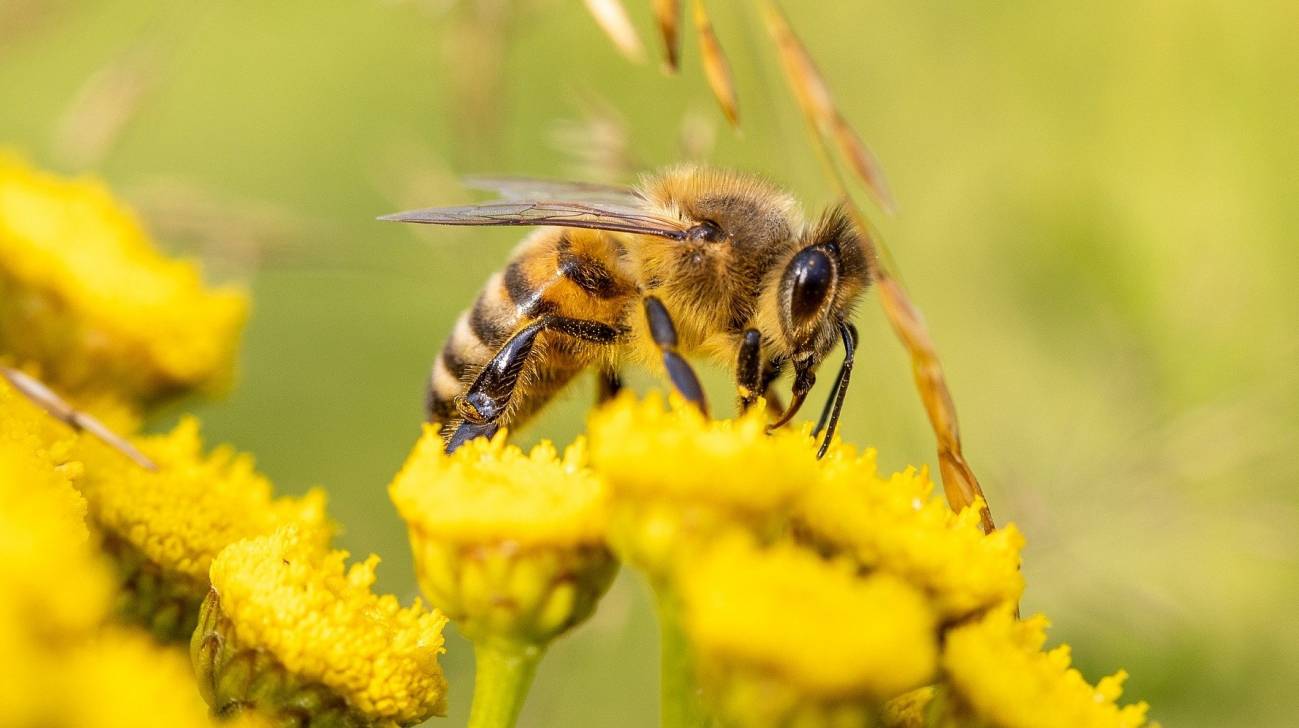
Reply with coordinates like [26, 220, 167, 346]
[777, 205, 872, 361]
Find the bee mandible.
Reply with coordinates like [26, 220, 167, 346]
[380, 165, 872, 457]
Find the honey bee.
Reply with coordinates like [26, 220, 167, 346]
[381, 165, 872, 457]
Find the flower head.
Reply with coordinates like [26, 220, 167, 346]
[0, 150, 247, 404]
[588, 393, 815, 576]
[74, 416, 331, 641]
[391, 427, 606, 547]
[0, 381, 113, 644]
[589, 392, 814, 510]
[60, 629, 223, 728]
[680, 537, 938, 726]
[796, 444, 1024, 619]
[390, 428, 616, 647]
[201, 526, 449, 725]
[942, 608, 1150, 728]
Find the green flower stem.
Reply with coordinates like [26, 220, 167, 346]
[467, 641, 544, 728]
[654, 589, 709, 728]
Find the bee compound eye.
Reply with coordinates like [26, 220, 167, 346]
[786, 247, 836, 324]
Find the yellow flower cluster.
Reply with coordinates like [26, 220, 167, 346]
[0, 381, 111, 649]
[60, 629, 230, 728]
[65, 416, 331, 641]
[206, 526, 449, 724]
[942, 608, 1151, 728]
[681, 538, 937, 720]
[1, 152, 445, 727]
[797, 446, 1025, 619]
[76, 417, 330, 583]
[588, 394, 817, 579]
[577, 394, 1154, 728]
[0, 380, 223, 728]
[589, 392, 814, 511]
[391, 429, 617, 645]
[391, 428, 607, 547]
[0, 150, 247, 404]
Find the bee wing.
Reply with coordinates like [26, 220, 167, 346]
[461, 175, 643, 205]
[380, 198, 689, 240]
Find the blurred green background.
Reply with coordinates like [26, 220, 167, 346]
[3, 1, 1296, 725]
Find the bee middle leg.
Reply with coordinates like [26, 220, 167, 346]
[643, 295, 708, 415]
[448, 315, 622, 452]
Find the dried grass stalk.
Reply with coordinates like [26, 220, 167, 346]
[875, 276, 995, 532]
[1, 367, 156, 471]
[692, 0, 739, 127]
[652, 0, 681, 72]
[760, 2, 896, 214]
[760, 0, 994, 531]
[584, 0, 646, 63]
[51, 47, 156, 168]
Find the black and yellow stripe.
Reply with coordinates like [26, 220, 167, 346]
[426, 229, 636, 435]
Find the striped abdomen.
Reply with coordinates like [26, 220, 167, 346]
[426, 228, 636, 437]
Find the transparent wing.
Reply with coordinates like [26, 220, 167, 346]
[379, 199, 689, 240]
[461, 175, 642, 205]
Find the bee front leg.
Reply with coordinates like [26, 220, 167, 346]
[736, 329, 762, 413]
[643, 296, 708, 415]
[597, 368, 623, 404]
[812, 322, 858, 459]
[759, 359, 786, 418]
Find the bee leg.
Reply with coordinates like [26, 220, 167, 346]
[445, 420, 500, 453]
[812, 322, 858, 458]
[643, 296, 708, 415]
[759, 360, 785, 418]
[448, 315, 624, 453]
[736, 329, 762, 413]
[455, 318, 549, 429]
[597, 368, 623, 404]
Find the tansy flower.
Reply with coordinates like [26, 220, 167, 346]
[941, 608, 1151, 728]
[587, 392, 816, 578]
[197, 526, 449, 726]
[881, 687, 936, 728]
[74, 417, 331, 642]
[0, 381, 112, 642]
[0, 150, 247, 405]
[679, 537, 938, 728]
[0, 409, 115, 726]
[57, 628, 232, 728]
[389, 429, 616, 728]
[795, 444, 1025, 620]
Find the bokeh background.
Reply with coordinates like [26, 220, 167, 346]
[3, 1, 1296, 725]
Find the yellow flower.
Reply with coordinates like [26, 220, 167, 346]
[200, 526, 449, 726]
[391, 429, 617, 728]
[390, 428, 616, 646]
[75, 416, 331, 641]
[58, 628, 222, 728]
[588, 393, 815, 577]
[942, 608, 1150, 728]
[0, 150, 247, 404]
[796, 444, 1025, 619]
[0, 384, 113, 643]
[0, 380, 114, 726]
[882, 686, 935, 728]
[680, 537, 939, 727]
